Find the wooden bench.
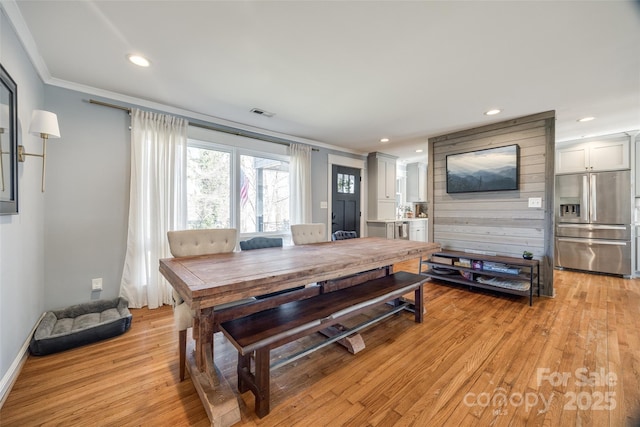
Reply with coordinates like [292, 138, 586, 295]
[219, 271, 427, 418]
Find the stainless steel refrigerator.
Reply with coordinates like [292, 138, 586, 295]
[555, 170, 631, 276]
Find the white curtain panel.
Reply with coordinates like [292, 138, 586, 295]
[289, 143, 312, 225]
[120, 109, 188, 308]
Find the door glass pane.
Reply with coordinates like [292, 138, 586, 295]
[338, 173, 355, 194]
[240, 155, 289, 233]
[187, 146, 231, 229]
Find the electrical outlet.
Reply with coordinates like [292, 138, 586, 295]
[92, 278, 103, 291]
[528, 197, 542, 208]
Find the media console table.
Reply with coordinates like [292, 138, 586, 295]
[420, 250, 540, 306]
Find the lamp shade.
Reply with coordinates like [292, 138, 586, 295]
[29, 110, 60, 138]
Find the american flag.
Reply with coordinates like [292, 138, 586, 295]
[240, 170, 248, 206]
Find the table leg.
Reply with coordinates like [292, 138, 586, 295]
[190, 307, 241, 426]
[194, 307, 215, 373]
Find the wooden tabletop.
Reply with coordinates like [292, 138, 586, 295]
[160, 237, 440, 309]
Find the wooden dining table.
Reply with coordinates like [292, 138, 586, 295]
[159, 237, 440, 426]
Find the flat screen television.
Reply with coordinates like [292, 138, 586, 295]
[446, 144, 519, 193]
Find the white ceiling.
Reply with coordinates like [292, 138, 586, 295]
[6, 0, 640, 162]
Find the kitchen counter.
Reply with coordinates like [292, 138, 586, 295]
[366, 218, 428, 223]
[366, 218, 429, 242]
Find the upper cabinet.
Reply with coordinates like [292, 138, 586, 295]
[556, 138, 630, 174]
[375, 156, 396, 200]
[367, 152, 397, 220]
[406, 162, 427, 202]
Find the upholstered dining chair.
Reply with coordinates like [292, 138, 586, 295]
[291, 223, 326, 245]
[167, 228, 249, 381]
[239, 236, 283, 251]
[331, 230, 358, 241]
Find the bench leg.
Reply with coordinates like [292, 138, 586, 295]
[414, 284, 424, 323]
[237, 352, 252, 393]
[254, 348, 271, 418]
[179, 329, 186, 381]
[234, 348, 271, 417]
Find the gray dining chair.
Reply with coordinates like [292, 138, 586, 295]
[239, 236, 283, 250]
[331, 230, 358, 241]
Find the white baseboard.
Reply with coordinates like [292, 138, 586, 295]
[0, 312, 45, 409]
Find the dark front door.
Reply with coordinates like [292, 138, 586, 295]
[331, 165, 361, 237]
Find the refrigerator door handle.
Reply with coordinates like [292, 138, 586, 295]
[557, 224, 628, 231]
[556, 237, 628, 246]
[590, 174, 597, 222]
[581, 175, 589, 222]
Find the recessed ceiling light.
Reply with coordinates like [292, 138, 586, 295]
[127, 54, 151, 67]
[415, 149, 423, 153]
[380, 138, 390, 143]
[485, 109, 501, 116]
[578, 116, 595, 122]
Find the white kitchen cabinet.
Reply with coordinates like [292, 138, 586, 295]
[409, 219, 427, 242]
[407, 162, 427, 202]
[375, 157, 396, 200]
[367, 152, 397, 219]
[556, 138, 629, 174]
[367, 221, 395, 239]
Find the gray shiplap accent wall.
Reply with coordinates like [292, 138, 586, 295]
[428, 111, 555, 295]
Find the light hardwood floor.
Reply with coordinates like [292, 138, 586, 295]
[2, 262, 640, 426]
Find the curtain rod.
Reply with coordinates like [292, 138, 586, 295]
[88, 99, 319, 151]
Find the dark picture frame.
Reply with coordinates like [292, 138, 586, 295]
[0, 63, 18, 214]
[446, 144, 519, 194]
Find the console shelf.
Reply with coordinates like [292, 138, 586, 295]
[420, 250, 540, 305]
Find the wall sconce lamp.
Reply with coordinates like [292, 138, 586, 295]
[18, 110, 60, 192]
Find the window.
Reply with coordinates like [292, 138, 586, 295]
[337, 173, 355, 194]
[240, 155, 289, 233]
[186, 139, 289, 236]
[187, 146, 231, 229]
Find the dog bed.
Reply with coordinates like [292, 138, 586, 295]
[29, 297, 132, 356]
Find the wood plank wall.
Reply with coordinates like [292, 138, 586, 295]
[427, 111, 555, 295]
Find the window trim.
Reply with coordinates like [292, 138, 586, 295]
[187, 131, 290, 240]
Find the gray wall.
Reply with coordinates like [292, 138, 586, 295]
[0, 7, 46, 395]
[428, 111, 555, 295]
[311, 148, 328, 224]
[43, 87, 130, 309]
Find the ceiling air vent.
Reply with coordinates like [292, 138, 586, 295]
[250, 108, 275, 118]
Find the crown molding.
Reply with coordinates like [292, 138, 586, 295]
[1, 0, 51, 82]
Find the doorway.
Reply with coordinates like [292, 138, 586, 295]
[331, 165, 361, 237]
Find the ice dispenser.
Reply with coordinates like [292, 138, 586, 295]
[559, 203, 581, 219]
